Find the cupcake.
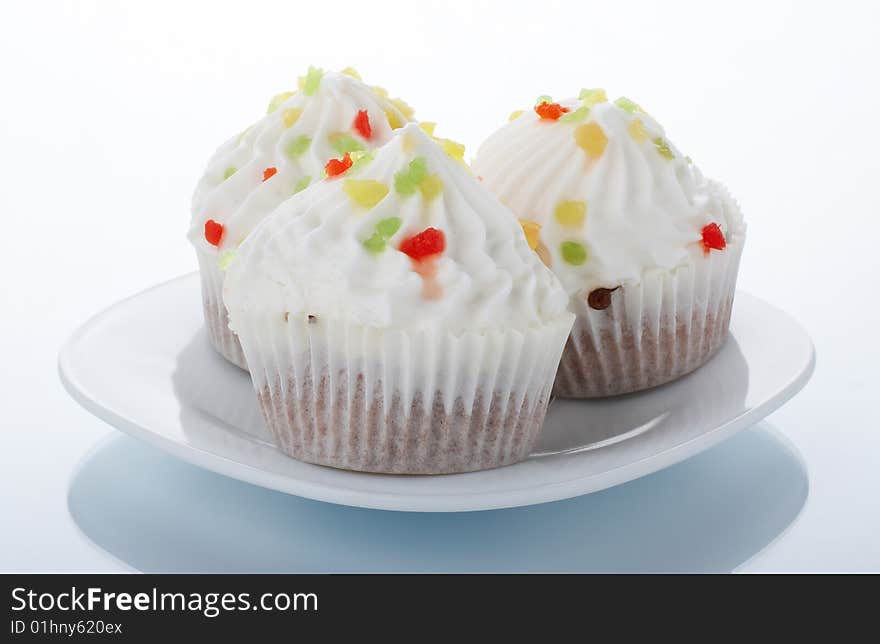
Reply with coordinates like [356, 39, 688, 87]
[473, 91, 746, 398]
[189, 67, 415, 369]
[223, 124, 574, 474]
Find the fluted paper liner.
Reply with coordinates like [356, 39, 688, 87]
[196, 250, 248, 370]
[236, 315, 572, 474]
[554, 235, 744, 398]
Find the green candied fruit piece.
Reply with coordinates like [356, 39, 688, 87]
[393, 157, 429, 196]
[362, 232, 386, 253]
[362, 216, 403, 254]
[222, 167, 237, 180]
[614, 97, 640, 113]
[331, 133, 366, 155]
[218, 250, 236, 271]
[559, 106, 590, 123]
[652, 136, 674, 160]
[578, 88, 608, 106]
[293, 176, 311, 194]
[560, 241, 588, 265]
[349, 150, 374, 173]
[375, 216, 402, 239]
[535, 94, 553, 104]
[285, 135, 311, 159]
[301, 66, 323, 96]
[266, 91, 294, 114]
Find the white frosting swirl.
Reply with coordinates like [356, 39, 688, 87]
[223, 124, 570, 333]
[189, 70, 411, 257]
[472, 96, 745, 297]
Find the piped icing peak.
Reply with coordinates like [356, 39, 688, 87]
[189, 67, 414, 257]
[473, 90, 745, 297]
[223, 124, 570, 333]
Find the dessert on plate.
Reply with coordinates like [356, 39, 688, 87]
[189, 67, 414, 369]
[222, 124, 574, 474]
[473, 90, 746, 398]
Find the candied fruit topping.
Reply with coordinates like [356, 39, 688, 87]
[218, 250, 236, 271]
[222, 167, 237, 180]
[560, 240, 587, 265]
[343, 179, 389, 207]
[391, 97, 415, 121]
[282, 108, 302, 129]
[353, 110, 372, 140]
[262, 167, 277, 182]
[437, 138, 465, 162]
[340, 67, 361, 80]
[299, 66, 323, 96]
[267, 91, 294, 114]
[628, 118, 648, 143]
[419, 174, 443, 201]
[400, 227, 446, 261]
[614, 97, 640, 113]
[536, 95, 553, 104]
[204, 219, 224, 247]
[519, 219, 541, 250]
[330, 132, 366, 155]
[348, 150, 374, 172]
[574, 122, 608, 158]
[362, 216, 403, 254]
[293, 176, 311, 194]
[418, 122, 436, 137]
[578, 88, 608, 106]
[285, 135, 311, 159]
[653, 136, 674, 160]
[535, 101, 570, 121]
[701, 223, 726, 253]
[324, 152, 353, 178]
[394, 157, 428, 195]
[385, 108, 405, 130]
[508, 110, 524, 121]
[559, 106, 590, 123]
[554, 200, 587, 227]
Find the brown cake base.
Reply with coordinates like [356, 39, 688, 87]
[553, 295, 734, 398]
[201, 292, 248, 371]
[257, 368, 551, 474]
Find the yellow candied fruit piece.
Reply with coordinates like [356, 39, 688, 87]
[519, 219, 542, 250]
[390, 97, 415, 120]
[508, 110, 524, 121]
[340, 67, 362, 80]
[419, 174, 443, 201]
[385, 108, 405, 130]
[372, 86, 389, 99]
[628, 118, 648, 143]
[267, 92, 294, 114]
[342, 179, 389, 208]
[437, 138, 465, 162]
[282, 108, 302, 129]
[574, 122, 608, 159]
[554, 200, 587, 227]
[418, 122, 436, 137]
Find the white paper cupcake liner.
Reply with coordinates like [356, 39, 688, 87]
[196, 250, 248, 371]
[554, 235, 744, 398]
[235, 314, 573, 474]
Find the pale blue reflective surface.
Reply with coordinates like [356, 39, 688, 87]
[68, 423, 807, 573]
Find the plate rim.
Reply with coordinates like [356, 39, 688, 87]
[58, 273, 816, 512]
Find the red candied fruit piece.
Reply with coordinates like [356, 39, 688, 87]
[204, 219, 224, 246]
[399, 227, 446, 261]
[701, 222, 726, 253]
[262, 167, 277, 181]
[325, 152, 353, 178]
[534, 102, 570, 120]
[353, 109, 372, 140]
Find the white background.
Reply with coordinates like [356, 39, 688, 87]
[1, 0, 878, 571]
